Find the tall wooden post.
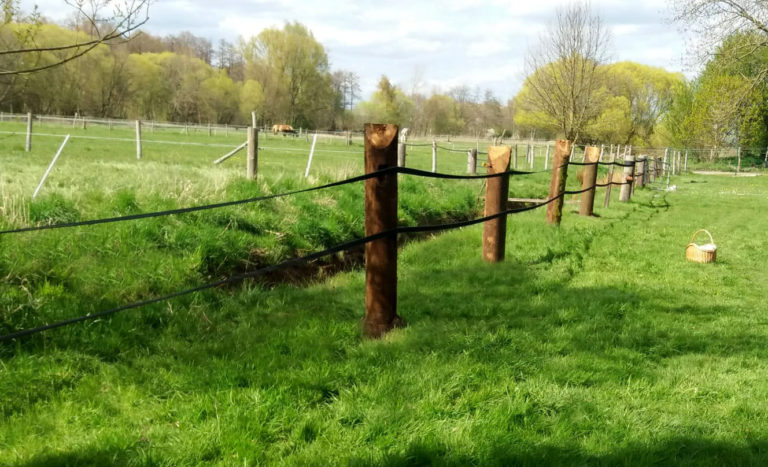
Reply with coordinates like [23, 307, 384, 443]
[604, 150, 617, 208]
[135, 120, 142, 160]
[468, 149, 477, 174]
[397, 142, 406, 168]
[363, 124, 402, 338]
[579, 146, 600, 217]
[483, 146, 511, 263]
[431, 140, 437, 173]
[546, 140, 572, 225]
[737, 147, 742, 174]
[636, 156, 647, 188]
[684, 150, 689, 172]
[544, 145, 550, 170]
[247, 127, 258, 180]
[620, 156, 635, 202]
[25, 112, 32, 152]
[252, 111, 257, 129]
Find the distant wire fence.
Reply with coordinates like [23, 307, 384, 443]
[0, 129, 643, 344]
[2, 111, 765, 176]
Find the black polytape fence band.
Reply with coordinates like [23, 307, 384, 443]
[0, 168, 398, 236]
[0, 174, 633, 344]
[0, 230, 393, 343]
[569, 161, 635, 167]
[2, 167, 554, 236]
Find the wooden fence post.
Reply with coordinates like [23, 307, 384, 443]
[579, 146, 600, 217]
[251, 111, 257, 129]
[431, 139, 437, 173]
[604, 149, 617, 208]
[483, 146, 511, 262]
[546, 140, 572, 225]
[135, 120, 142, 160]
[620, 156, 635, 202]
[363, 123, 402, 338]
[397, 142, 407, 167]
[513, 144, 518, 170]
[25, 112, 32, 152]
[544, 145, 550, 170]
[737, 147, 742, 174]
[636, 156, 647, 188]
[684, 150, 689, 172]
[468, 148, 477, 174]
[247, 127, 258, 180]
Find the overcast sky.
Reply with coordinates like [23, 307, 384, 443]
[21, 0, 689, 101]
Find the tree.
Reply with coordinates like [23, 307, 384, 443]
[356, 76, 414, 127]
[0, 0, 149, 76]
[519, 2, 610, 141]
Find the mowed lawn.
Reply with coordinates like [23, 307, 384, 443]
[2, 136, 768, 464]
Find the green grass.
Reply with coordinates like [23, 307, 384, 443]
[2, 121, 768, 465]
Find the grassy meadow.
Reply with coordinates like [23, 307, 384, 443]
[1, 121, 768, 465]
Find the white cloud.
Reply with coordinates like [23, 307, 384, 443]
[18, 0, 687, 100]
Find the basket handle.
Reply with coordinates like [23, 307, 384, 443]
[690, 229, 714, 245]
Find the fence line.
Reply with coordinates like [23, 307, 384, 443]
[0, 132, 696, 344]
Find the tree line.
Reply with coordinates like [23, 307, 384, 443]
[1, 0, 764, 150]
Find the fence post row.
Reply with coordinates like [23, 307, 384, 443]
[247, 126, 258, 180]
[620, 155, 635, 202]
[363, 123, 403, 338]
[579, 146, 600, 217]
[467, 148, 477, 175]
[483, 146, 512, 263]
[546, 140, 572, 225]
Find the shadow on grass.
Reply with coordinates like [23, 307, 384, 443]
[364, 437, 768, 466]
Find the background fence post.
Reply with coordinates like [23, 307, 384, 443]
[431, 139, 437, 173]
[247, 126, 258, 180]
[579, 146, 600, 217]
[737, 147, 742, 174]
[636, 155, 647, 188]
[468, 148, 477, 174]
[483, 146, 511, 263]
[546, 140, 572, 225]
[620, 156, 636, 202]
[25, 112, 32, 152]
[251, 111, 257, 129]
[545, 145, 550, 170]
[684, 149, 689, 172]
[363, 123, 402, 338]
[135, 120, 142, 160]
[604, 149, 617, 208]
[397, 142, 407, 167]
[513, 144, 518, 170]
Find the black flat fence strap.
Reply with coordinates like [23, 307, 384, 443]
[0, 230, 395, 343]
[0, 168, 399, 236]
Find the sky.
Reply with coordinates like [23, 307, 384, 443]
[20, 0, 689, 102]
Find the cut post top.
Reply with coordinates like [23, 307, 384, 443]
[365, 124, 398, 149]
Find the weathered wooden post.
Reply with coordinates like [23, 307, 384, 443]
[666, 150, 672, 187]
[620, 156, 636, 202]
[604, 150, 617, 208]
[468, 148, 477, 174]
[135, 120, 142, 160]
[737, 147, 742, 174]
[544, 145, 550, 170]
[247, 126, 258, 180]
[642, 156, 650, 186]
[25, 112, 32, 152]
[431, 139, 437, 173]
[684, 149, 689, 172]
[362, 123, 403, 338]
[636, 155, 647, 188]
[513, 144, 518, 170]
[546, 140, 572, 225]
[579, 146, 600, 217]
[397, 142, 407, 167]
[251, 111, 257, 129]
[347, 131, 352, 146]
[483, 146, 511, 262]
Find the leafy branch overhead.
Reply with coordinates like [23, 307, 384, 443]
[0, 0, 149, 75]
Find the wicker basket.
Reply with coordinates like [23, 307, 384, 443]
[686, 229, 717, 263]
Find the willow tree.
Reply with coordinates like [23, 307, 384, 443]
[519, 2, 611, 142]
